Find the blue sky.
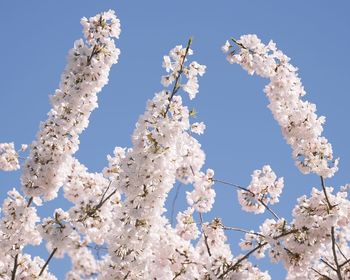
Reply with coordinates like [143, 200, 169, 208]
[1, 1, 350, 279]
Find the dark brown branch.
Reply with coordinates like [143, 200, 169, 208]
[320, 176, 334, 211]
[27, 196, 33, 207]
[11, 254, 19, 280]
[331, 227, 343, 280]
[39, 247, 57, 276]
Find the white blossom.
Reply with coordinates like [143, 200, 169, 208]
[0, 142, 19, 171]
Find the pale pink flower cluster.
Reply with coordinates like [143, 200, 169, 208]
[238, 165, 284, 214]
[1, 12, 350, 280]
[21, 10, 121, 200]
[64, 158, 120, 245]
[223, 35, 338, 178]
[0, 142, 19, 171]
[238, 186, 350, 278]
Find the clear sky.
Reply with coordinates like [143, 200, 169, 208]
[1, 1, 350, 279]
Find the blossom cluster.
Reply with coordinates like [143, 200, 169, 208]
[161, 42, 206, 100]
[238, 165, 284, 214]
[21, 10, 121, 200]
[0, 142, 20, 171]
[223, 35, 338, 178]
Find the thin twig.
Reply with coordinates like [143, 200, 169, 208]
[311, 267, 333, 280]
[258, 199, 280, 220]
[222, 226, 265, 238]
[213, 178, 280, 220]
[340, 258, 350, 268]
[336, 242, 348, 262]
[164, 37, 193, 116]
[213, 179, 253, 194]
[39, 247, 57, 276]
[218, 242, 268, 279]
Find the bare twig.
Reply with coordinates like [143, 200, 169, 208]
[39, 247, 57, 276]
[222, 226, 265, 238]
[27, 196, 33, 207]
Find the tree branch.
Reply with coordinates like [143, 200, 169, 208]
[39, 247, 57, 276]
[11, 254, 19, 280]
[218, 242, 268, 279]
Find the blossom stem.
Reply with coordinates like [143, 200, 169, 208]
[39, 247, 57, 276]
[164, 37, 192, 116]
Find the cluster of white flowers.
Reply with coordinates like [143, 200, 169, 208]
[0, 189, 41, 258]
[238, 165, 284, 214]
[0, 142, 20, 171]
[64, 157, 120, 245]
[237, 185, 350, 278]
[161, 43, 206, 99]
[186, 169, 216, 213]
[223, 35, 338, 178]
[21, 10, 121, 200]
[0, 253, 57, 280]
